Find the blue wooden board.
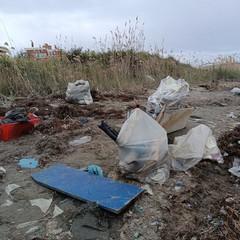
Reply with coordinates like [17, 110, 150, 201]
[32, 164, 143, 214]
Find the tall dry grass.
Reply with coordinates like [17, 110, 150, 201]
[0, 19, 240, 97]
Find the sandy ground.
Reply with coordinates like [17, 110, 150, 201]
[0, 81, 239, 240]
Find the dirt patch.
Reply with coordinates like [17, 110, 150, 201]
[0, 83, 240, 240]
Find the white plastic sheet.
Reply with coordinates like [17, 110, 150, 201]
[30, 198, 53, 214]
[169, 124, 223, 171]
[117, 108, 168, 182]
[147, 76, 189, 118]
[66, 80, 93, 105]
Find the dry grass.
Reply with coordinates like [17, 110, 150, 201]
[0, 20, 239, 97]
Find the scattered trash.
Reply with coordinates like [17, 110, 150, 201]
[66, 79, 93, 105]
[80, 165, 104, 177]
[228, 157, 240, 177]
[150, 220, 161, 226]
[16, 220, 39, 229]
[146, 76, 189, 119]
[5, 184, 21, 197]
[98, 121, 118, 142]
[223, 152, 229, 157]
[0, 166, 6, 180]
[79, 118, 89, 126]
[52, 205, 64, 218]
[134, 231, 142, 238]
[116, 108, 169, 183]
[148, 164, 170, 184]
[18, 158, 39, 169]
[30, 198, 53, 214]
[1, 199, 13, 207]
[32, 164, 144, 214]
[2, 109, 30, 124]
[69, 136, 92, 146]
[169, 124, 223, 171]
[231, 87, 240, 95]
[0, 166, 6, 173]
[207, 215, 224, 228]
[175, 181, 186, 191]
[225, 197, 235, 203]
[135, 205, 144, 212]
[142, 184, 154, 195]
[26, 226, 41, 234]
[226, 112, 237, 119]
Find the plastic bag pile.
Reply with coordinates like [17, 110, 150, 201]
[66, 79, 93, 105]
[116, 108, 169, 183]
[147, 76, 189, 118]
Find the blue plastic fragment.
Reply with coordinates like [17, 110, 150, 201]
[80, 165, 104, 177]
[18, 158, 39, 169]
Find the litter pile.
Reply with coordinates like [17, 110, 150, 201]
[0, 76, 239, 239]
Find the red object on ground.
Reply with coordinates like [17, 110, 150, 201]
[0, 113, 40, 141]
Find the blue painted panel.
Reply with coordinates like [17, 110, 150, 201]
[32, 164, 143, 214]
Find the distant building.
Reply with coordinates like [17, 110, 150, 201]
[25, 43, 61, 60]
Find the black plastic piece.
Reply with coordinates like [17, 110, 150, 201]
[98, 121, 118, 142]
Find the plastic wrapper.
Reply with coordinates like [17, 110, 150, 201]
[116, 108, 169, 183]
[66, 79, 93, 105]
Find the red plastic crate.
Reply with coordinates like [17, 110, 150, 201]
[0, 113, 40, 141]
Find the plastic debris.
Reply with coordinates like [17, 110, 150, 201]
[79, 118, 89, 126]
[117, 108, 168, 183]
[135, 205, 144, 212]
[66, 79, 93, 105]
[0, 166, 6, 180]
[1, 199, 13, 207]
[142, 184, 154, 195]
[52, 205, 64, 218]
[26, 226, 41, 234]
[18, 158, 39, 169]
[175, 181, 186, 191]
[98, 121, 118, 142]
[231, 87, 240, 95]
[30, 198, 53, 213]
[69, 136, 91, 146]
[17, 220, 39, 229]
[226, 112, 237, 119]
[80, 165, 104, 177]
[170, 124, 223, 171]
[148, 165, 170, 184]
[5, 184, 21, 197]
[228, 157, 240, 177]
[0, 166, 6, 173]
[146, 76, 189, 118]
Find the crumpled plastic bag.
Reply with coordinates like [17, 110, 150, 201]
[147, 76, 189, 118]
[116, 108, 169, 183]
[66, 79, 93, 105]
[169, 124, 223, 171]
[231, 87, 240, 95]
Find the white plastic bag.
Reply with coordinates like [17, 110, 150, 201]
[147, 76, 189, 118]
[66, 80, 93, 105]
[169, 124, 223, 171]
[117, 108, 169, 182]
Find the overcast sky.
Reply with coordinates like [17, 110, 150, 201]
[0, 0, 240, 64]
